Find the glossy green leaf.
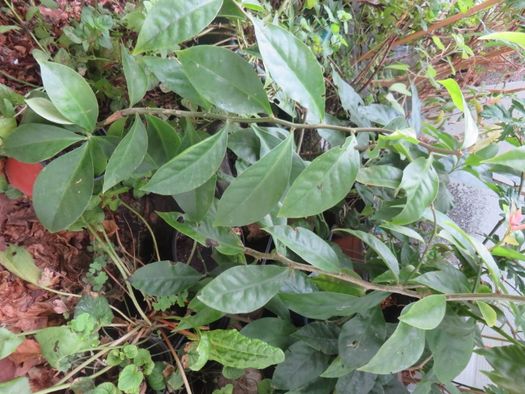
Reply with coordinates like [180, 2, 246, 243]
[359, 323, 425, 374]
[492, 245, 525, 261]
[0, 245, 41, 285]
[143, 56, 209, 108]
[158, 209, 244, 256]
[178, 298, 224, 330]
[0, 377, 31, 394]
[399, 295, 446, 330]
[25, 97, 73, 124]
[477, 301, 497, 327]
[438, 79, 464, 111]
[188, 334, 210, 371]
[173, 174, 216, 221]
[103, 115, 148, 192]
[37, 60, 98, 131]
[215, 134, 293, 226]
[134, 0, 223, 53]
[206, 329, 285, 369]
[272, 341, 332, 390]
[3, 123, 84, 163]
[33, 143, 94, 232]
[143, 128, 227, 195]
[320, 357, 354, 378]
[338, 309, 386, 370]
[178, 45, 271, 114]
[481, 146, 525, 171]
[280, 291, 388, 320]
[334, 229, 399, 278]
[414, 265, 470, 294]
[280, 136, 359, 217]
[292, 321, 340, 355]
[130, 261, 201, 296]
[332, 70, 363, 113]
[427, 314, 475, 382]
[265, 225, 340, 273]
[480, 31, 525, 49]
[121, 45, 148, 106]
[145, 115, 181, 167]
[0, 327, 23, 359]
[356, 165, 402, 189]
[241, 317, 296, 349]
[252, 18, 325, 121]
[118, 364, 144, 394]
[198, 265, 289, 313]
[379, 223, 424, 243]
[391, 157, 439, 225]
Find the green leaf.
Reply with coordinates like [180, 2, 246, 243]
[476, 345, 525, 394]
[142, 128, 227, 195]
[0, 245, 41, 284]
[74, 295, 114, 326]
[91, 382, 121, 394]
[37, 60, 98, 131]
[215, 133, 293, 226]
[359, 323, 425, 374]
[213, 384, 233, 394]
[0, 377, 31, 394]
[379, 223, 424, 243]
[118, 364, 144, 394]
[25, 97, 74, 124]
[272, 341, 332, 390]
[173, 174, 216, 222]
[280, 291, 388, 320]
[145, 115, 180, 166]
[252, 18, 325, 121]
[134, 0, 223, 53]
[414, 266, 470, 294]
[103, 115, 148, 192]
[391, 157, 439, 225]
[265, 225, 340, 273]
[33, 143, 94, 232]
[334, 229, 399, 278]
[292, 321, 340, 355]
[198, 265, 289, 314]
[492, 245, 525, 261]
[241, 317, 296, 349]
[427, 314, 475, 382]
[320, 357, 354, 378]
[480, 31, 525, 49]
[356, 165, 402, 189]
[481, 146, 525, 171]
[143, 57, 209, 108]
[178, 45, 271, 114]
[398, 295, 446, 330]
[3, 123, 84, 163]
[0, 327, 23, 359]
[335, 371, 377, 394]
[206, 329, 285, 369]
[188, 336, 210, 371]
[121, 45, 148, 106]
[158, 206, 244, 256]
[477, 301, 497, 327]
[279, 136, 359, 217]
[438, 79, 464, 111]
[338, 309, 386, 370]
[332, 70, 363, 113]
[129, 261, 201, 296]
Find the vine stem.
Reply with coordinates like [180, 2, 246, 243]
[244, 247, 525, 304]
[99, 108, 460, 157]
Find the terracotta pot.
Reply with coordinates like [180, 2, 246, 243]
[333, 234, 364, 262]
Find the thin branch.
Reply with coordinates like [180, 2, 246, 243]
[160, 330, 193, 394]
[99, 108, 461, 156]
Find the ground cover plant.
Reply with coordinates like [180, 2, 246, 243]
[0, 0, 525, 393]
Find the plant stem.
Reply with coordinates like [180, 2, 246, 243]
[160, 329, 193, 394]
[99, 108, 460, 156]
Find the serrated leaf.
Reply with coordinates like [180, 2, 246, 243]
[142, 128, 227, 195]
[206, 329, 285, 369]
[215, 134, 293, 226]
[356, 165, 402, 189]
[198, 265, 289, 314]
[25, 97, 73, 124]
[103, 115, 148, 192]
[399, 295, 446, 330]
[0, 327, 23, 359]
[129, 261, 201, 296]
[37, 60, 98, 131]
[118, 364, 144, 394]
[134, 0, 223, 53]
[121, 45, 148, 106]
[391, 157, 439, 225]
[265, 225, 340, 273]
[279, 136, 359, 218]
[0, 245, 41, 284]
[252, 18, 325, 121]
[334, 229, 399, 278]
[178, 45, 271, 114]
[3, 123, 84, 163]
[33, 143, 94, 232]
[359, 323, 425, 374]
